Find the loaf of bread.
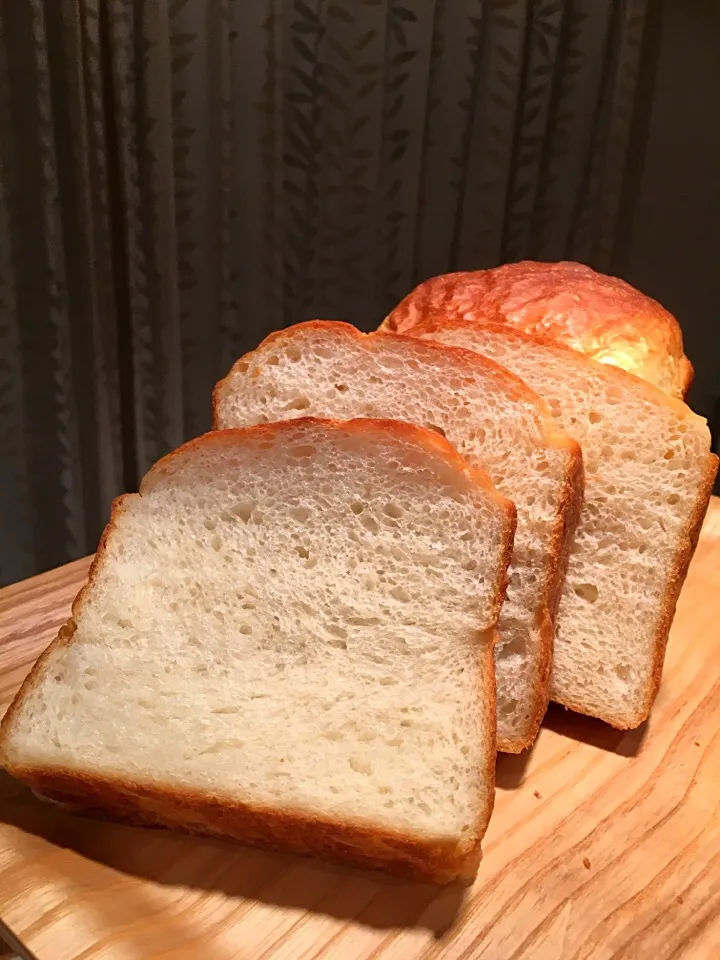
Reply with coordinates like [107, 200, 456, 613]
[0, 419, 516, 883]
[381, 261, 693, 399]
[408, 320, 718, 728]
[214, 321, 583, 751]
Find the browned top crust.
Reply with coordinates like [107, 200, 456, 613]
[382, 261, 693, 399]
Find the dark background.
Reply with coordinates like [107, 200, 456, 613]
[618, 0, 719, 452]
[0, 0, 718, 586]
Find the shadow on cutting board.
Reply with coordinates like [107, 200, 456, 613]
[495, 703, 649, 792]
[541, 703, 649, 757]
[0, 773, 468, 943]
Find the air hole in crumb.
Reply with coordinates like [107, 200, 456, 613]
[588, 411, 602, 424]
[239, 624, 252, 635]
[426, 423, 446, 438]
[615, 664, 631, 681]
[574, 583, 598, 603]
[667, 493, 680, 505]
[288, 396, 310, 410]
[361, 515, 379, 534]
[349, 757, 373, 775]
[232, 501, 254, 522]
[383, 502, 403, 519]
[335, 383, 348, 393]
[351, 501, 365, 515]
[296, 545, 310, 559]
[291, 506, 310, 522]
[290, 445, 317, 458]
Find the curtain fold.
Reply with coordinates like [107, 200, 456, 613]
[0, 0, 658, 584]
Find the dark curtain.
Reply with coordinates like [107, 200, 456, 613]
[0, 0, 660, 584]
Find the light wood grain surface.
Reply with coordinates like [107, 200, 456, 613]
[1, 501, 719, 960]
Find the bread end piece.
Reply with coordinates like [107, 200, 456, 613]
[382, 262, 693, 399]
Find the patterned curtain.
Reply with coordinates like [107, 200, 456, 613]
[0, 0, 656, 584]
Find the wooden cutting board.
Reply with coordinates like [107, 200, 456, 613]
[1, 501, 719, 960]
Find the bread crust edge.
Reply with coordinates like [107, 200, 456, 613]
[3, 747, 492, 885]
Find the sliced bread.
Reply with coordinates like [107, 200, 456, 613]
[213, 321, 583, 751]
[408, 320, 718, 728]
[0, 419, 516, 883]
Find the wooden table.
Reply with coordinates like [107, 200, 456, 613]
[1, 501, 719, 960]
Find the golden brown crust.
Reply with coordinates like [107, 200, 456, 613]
[10, 764, 482, 884]
[144, 417, 513, 521]
[214, 319, 585, 472]
[213, 319, 554, 426]
[0, 420, 514, 882]
[214, 320, 584, 752]
[409, 316, 718, 729]
[382, 262, 693, 399]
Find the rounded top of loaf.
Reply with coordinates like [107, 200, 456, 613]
[382, 261, 692, 399]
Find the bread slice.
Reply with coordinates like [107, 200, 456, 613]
[381, 262, 694, 398]
[0, 419, 516, 883]
[213, 321, 583, 752]
[408, 319, 718, 728]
